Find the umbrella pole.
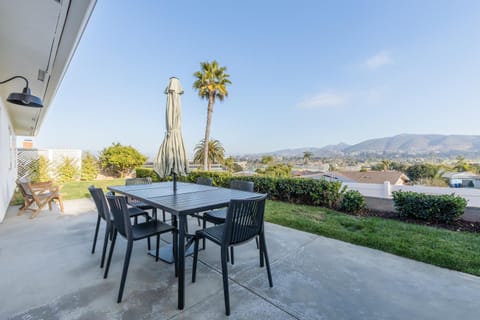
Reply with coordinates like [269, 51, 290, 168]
[173, 173, 177, 193]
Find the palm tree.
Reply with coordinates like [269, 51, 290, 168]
[303, 151, 313, 164]
[193, 139, 225, 170]
[193, 60, 231, 171]
[381, 159, 391, 172]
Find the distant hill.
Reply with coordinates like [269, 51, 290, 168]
[253, 134, 480, 158]
[344, 134, 480, 155]
[260, 143, 350, 158]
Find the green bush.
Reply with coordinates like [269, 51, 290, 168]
[392, 191, 467, 223]
[340, 190, 366, 213]
[135, 167, 161, 182]
[81, 152, 99, 181]
[135, 168, 347, 210]
[99, 143, 147, 177]
[56, 157, 79, 182]
[29, 155, 52, 182]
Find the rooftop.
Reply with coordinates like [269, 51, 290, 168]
[1, 199, 479, 319]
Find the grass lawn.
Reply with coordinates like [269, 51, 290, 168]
[10, 179, 480, 276]
[265, 201, 480, 276]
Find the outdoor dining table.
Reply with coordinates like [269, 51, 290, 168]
[107, 181, 262, 309]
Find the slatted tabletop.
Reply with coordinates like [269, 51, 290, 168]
[108, 181, 262, 215]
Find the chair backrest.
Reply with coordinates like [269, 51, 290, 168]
[125, 177, 152, 185]
[17, 180, 32, 197]
[230, 180, 254, 192]
[224, 194, 267, 246]
[196, 177, 213, 186]
[106, 194, 132, 239]
[88, 186, 111, 225]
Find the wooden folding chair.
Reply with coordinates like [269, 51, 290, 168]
[17, 180, 64, 219]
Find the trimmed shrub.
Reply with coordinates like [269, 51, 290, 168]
[56, 157, 79, 182]
[99, 143, 147, 177]
[29, 155, 52, 182]
[135, 167, 161, 182]
[340, 190, 366, 213]
[392, 191, 467, 223]
[135, 168, 347, 210]
[81, 153, 99, 181]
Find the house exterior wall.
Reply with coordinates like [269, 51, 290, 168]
[0, 101, 17, 223]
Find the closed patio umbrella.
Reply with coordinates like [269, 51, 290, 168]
[154, 77, 189, 192]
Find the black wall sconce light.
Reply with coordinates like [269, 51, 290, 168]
[0, 76, 43, 108]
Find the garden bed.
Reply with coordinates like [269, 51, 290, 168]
[354, 210, 480, 233]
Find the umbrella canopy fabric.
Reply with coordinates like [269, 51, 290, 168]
[154, 77, 188, 179]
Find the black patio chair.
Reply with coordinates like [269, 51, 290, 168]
[104, 194, 178, 303]
[125, 177, 162, 221]
[192, 176, 213, 226]
[88, 186, 151, 268]
[202, 180, 256, 264]
[196, 176, 213, 186]
[192, 195, 273, 316]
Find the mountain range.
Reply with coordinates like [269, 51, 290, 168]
[258, 134, 480, 158]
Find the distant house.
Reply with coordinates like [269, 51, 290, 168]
[304, 170, 410, 185]
[441, 172, 480, 188]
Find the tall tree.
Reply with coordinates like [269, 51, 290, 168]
[261, 156, 274, 165]
[193, 139, 225, 170]
[99, 143, 146, 178]
[303, 151, 313, 164]
[381, 159, 391, 172]
[454, 155, 470, 172]
[193, 60, 231, 170]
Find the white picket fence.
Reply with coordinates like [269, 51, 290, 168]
[343, 182, 480, 208]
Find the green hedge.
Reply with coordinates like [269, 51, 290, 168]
[340, 190, 366, 213]
[135, 168, 348, 209]
[392, 191, 467, 223]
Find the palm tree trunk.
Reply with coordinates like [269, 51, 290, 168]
[203, 94, 214, 171]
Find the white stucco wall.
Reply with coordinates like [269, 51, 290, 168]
[344, 182, 480, 207]
[0, 101, 17, 222]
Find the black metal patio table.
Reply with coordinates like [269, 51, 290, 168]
[107, 181, 262, 309]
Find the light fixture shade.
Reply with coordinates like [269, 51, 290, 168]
[7, 87, 43, 108]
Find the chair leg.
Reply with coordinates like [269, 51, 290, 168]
[92, 215, 101, 254]
[100, 226, 110, 268]
[156, 234, 160, 262]
[104, 230, 117, 279]
[117, 240, 133, 303]
[259, 238, 264, 268]
[230, 246, 235, 265]
[260, 232, 273, 287]
[221, 246, 231, 316]
[202, 218, 207, 250]
[58, 196, 64, 212]
[30, 206, 43, 219]
[161, 209, 165, 222]
[192, 237, 199, 283]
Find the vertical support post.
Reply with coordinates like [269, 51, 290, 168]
[384, 181, 391, 197]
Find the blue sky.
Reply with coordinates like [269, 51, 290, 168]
[33, 0, 480, 157]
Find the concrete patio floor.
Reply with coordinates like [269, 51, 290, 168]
[1, 199, 480, 320]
